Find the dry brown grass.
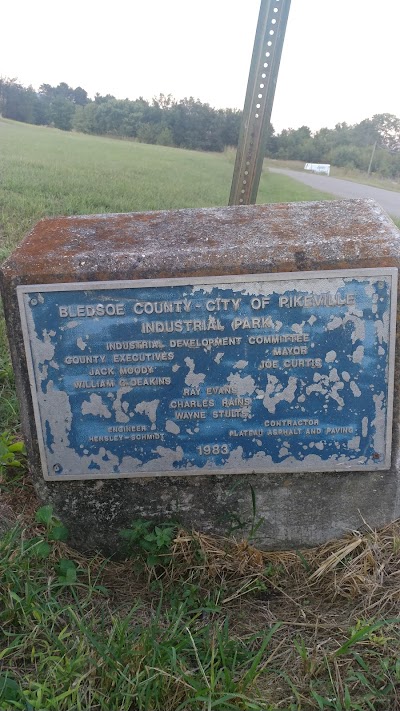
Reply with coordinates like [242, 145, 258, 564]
[99, 524, 400, 708]
[138, 523, 400, 616]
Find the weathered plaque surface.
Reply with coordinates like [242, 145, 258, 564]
[18, 268, 397, 481]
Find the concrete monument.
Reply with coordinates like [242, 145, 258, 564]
[1, 199, 399, 554]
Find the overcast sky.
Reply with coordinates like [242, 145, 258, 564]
[1, 0, 399, 132]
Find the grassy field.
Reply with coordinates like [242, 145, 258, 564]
[1, 118, 400, 710]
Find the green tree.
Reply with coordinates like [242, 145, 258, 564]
[220, 108, 242, 147]
[272, 126, 312, 160]
[0, 78, 38, 124]
[72, 86, 88, 106]
[50, 97, 75, 130]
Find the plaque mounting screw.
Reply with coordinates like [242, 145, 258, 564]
[30, 298, 38, 306]
[53, 463, 62, 473]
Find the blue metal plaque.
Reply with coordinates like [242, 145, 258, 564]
[18, 269, 397, 481]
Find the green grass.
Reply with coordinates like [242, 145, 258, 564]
[1, 523, 267, 711]
[1, 508, 400, 710]
[0, 118, 334, 256]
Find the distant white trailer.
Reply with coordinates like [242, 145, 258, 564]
[304, 163, 331, 176]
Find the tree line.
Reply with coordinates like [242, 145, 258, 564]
[1, 77, 399, 177]
[270, 117, 400, 178]
[0, 78, 241, 152]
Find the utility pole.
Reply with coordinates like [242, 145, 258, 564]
[367, 141, 377, 176]
[229, 0, 291, 206]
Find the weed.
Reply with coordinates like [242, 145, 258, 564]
[35, 504, 69, 542]
[0, 672, 33, 710]
[334, 618, 400, 657]
[55, 558, 78, 584]
[225, 482, 265, 541]
[0, 431, 25, 469]
[293, 636, 318, 676]
[120, 519, 178, 568]
[0, 431, 26, 495]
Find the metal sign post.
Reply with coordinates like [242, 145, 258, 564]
[229, 0, 291, 206]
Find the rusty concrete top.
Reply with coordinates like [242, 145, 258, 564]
[1, 199, 400, 286]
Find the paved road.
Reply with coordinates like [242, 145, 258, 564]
[269, 167, 400, 218]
